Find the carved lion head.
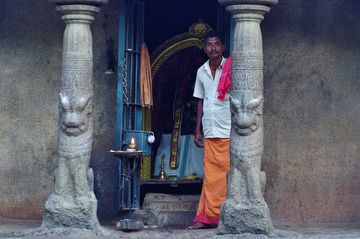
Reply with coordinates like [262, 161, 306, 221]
[230, 92, 263, 136]
[59, 93, 93, 136]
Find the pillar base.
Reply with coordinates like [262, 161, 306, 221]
[217, 201, 274, 236]
[42, 193, 100, 230]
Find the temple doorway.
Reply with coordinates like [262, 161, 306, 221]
[142, 0, 231, 180]
[114, 0, 229, 211]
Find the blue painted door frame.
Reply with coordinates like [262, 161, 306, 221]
[115, 0, 144, 211]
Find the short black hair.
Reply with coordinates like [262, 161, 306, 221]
[204, 30, 224, 45]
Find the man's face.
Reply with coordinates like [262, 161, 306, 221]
[204, 37, 225, 60]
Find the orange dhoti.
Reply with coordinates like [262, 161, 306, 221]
[194, 138, 230, 225]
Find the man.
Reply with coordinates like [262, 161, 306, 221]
[188, 31, 231, 229]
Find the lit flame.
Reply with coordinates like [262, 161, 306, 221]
[129, 137, 136, 149]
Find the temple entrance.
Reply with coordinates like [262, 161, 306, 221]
[114, 0, 230, 211]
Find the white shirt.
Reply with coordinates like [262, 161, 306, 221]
[193, 57, 231, 138]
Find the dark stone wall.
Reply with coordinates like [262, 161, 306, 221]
[262, 0, 360, 222]
[90, 0, 119, 220]
[0, 0, 61, 219]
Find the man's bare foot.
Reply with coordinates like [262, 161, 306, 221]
[186, 222, 212, 229]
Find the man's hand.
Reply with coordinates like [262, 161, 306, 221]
[194, 99, 204, 148]
[194, 131, 204, 148]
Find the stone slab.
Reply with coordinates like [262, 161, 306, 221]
[142, 193, 199, 211]
[134, 193, 199, 227]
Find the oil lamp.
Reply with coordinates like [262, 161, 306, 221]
[159, 154, 167, 180]
[127, 137, 136, 152]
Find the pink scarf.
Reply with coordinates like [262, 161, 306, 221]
[217, 57, 232, 100]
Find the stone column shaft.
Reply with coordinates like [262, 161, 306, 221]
[217, 0, 277, 236]
[232, 5, 266, 95]
[60, 5, 96, 97]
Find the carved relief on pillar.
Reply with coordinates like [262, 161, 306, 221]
[62, 54, 93, 93]
[233, 55, 263, 90]
[230, 92, 263, 137]
[232, 70, 263, 91]
[56, 92, 94, 197]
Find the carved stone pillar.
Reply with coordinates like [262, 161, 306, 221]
[43, 0, 107, 230]
[217, 0, 277, 236]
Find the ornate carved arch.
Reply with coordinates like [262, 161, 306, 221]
[142, 20, 212, 131]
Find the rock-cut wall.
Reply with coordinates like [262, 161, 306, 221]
[262, 0, 360, 222]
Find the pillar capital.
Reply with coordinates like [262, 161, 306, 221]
[218, 0, 278, 6]
[55, 4, 100, 23]
[50, 0, 108, 6]
[50, 0, 107, 22]
[218, 0, 277, 21]
[227, 5, 270, 21]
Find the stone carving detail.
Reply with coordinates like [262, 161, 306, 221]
[217, 0, 278, 236]
[229, 91, 266, 200]
[62, 55, 92, 92]
[232, 55, 264, 90]
[232, 55, 263, 70]
[218, 90, 273, 235]
[232, 69, 263, 91]
[230, 93, 263, 137]
[56, 93, 94, 197]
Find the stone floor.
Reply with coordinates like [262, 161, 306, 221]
[1, 217, 360, 239]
